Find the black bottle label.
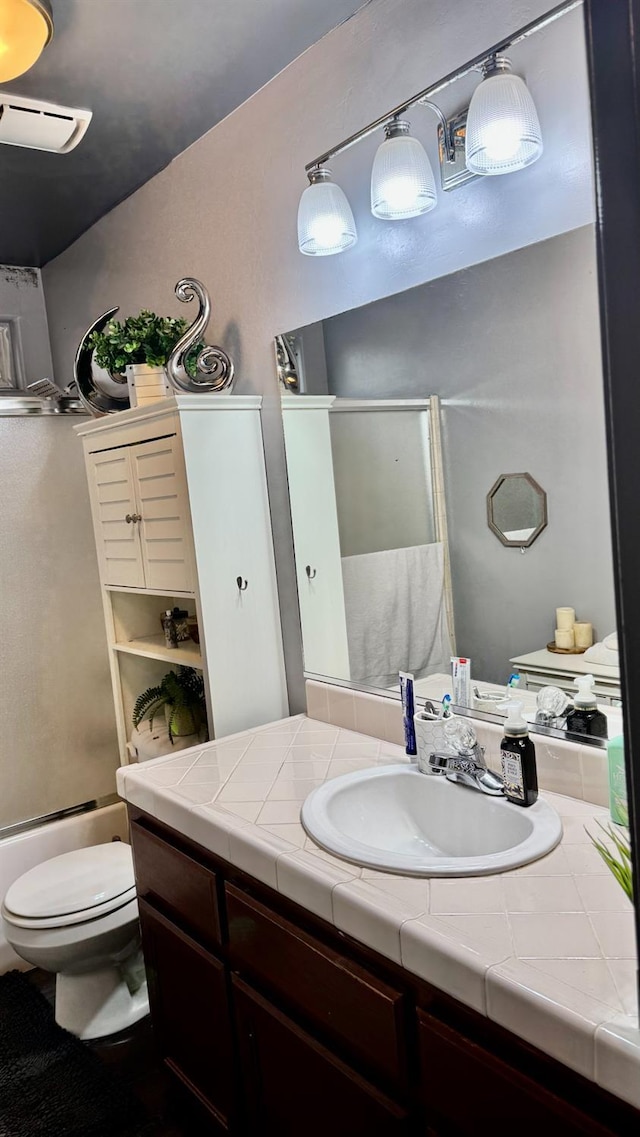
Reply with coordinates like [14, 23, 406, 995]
[500, 736, 538, 806]
[501, 749, 525, 802]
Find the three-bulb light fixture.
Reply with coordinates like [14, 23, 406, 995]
[297, 54, 543, 257]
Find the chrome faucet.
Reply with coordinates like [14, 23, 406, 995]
[428, 740, 505, 796]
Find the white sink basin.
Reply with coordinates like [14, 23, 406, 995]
[301, 765, 562, 876]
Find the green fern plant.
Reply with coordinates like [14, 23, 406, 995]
[132, 668, 207, 744]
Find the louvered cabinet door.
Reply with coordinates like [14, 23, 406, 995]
[130, 436, 195, 593]
[85, 448, 145, 587]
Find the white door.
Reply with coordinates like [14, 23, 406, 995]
[85, 448, 145, 588]
[282, 406, 350, 681]
[130, 436, 195, 593]
[180, 407, 288, 736]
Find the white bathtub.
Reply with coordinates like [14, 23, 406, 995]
[0, 802, 128, 972]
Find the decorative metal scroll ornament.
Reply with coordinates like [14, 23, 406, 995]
[166, 278, 235, 394]
[73, 307, 131, 417]
[275, 333, 300, 392]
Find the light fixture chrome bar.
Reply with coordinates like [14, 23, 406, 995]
[305, 0, 581, 174]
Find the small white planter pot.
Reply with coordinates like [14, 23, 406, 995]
[126, 363, 171, 408]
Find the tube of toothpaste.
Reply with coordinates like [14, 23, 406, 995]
[451, 657, 471, 706]
[399, 671, 417, 756]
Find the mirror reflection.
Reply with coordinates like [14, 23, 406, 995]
[278, 224, 620, 738]
[487, 473, 547, 548]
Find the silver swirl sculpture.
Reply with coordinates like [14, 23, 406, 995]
[74, 307, 131, 416]
[166, 278, 235, 394]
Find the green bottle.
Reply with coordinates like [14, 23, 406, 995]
[608, 734, 628, 825]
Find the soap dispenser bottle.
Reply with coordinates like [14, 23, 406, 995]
[500, 701, 538, 807]
[565, 675, 608, 740]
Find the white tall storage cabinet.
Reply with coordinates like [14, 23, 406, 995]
[76, 395, 288, 763]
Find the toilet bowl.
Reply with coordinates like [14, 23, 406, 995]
[1, 842, 149, 1040]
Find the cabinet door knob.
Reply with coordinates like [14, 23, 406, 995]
[125, 513, 134, 524]
[305, 565, 317, 580]
[237, 576, 248, 591]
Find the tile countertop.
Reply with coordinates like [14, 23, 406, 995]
[116, 714, 640, 1111]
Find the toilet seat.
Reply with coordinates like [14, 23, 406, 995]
[2, 843, 136, 930]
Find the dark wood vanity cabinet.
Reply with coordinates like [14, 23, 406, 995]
[233, 976, 412, 1136]
[138, 899, 234, 1133]
[129, 809, 639, 1137]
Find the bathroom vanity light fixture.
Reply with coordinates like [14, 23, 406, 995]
[297, 167, 357, 256]
[297, 0, 578, 256]
[0, 0, 54, 83]
[465, 56, 543, 175]
[371, 118, 437, 220]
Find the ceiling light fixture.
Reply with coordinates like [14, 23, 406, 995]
[297, 0, 578, 256]
[370, 118, 437, 220]
[465, 56, 543, 175]
[0, 0, 53, 84]
[297, 167, 357, 256]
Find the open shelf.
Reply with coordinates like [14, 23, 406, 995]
[112, 634, 202, 668]
[104, 584, 195, 599]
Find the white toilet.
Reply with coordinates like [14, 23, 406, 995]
[1, 842, 149, 1040]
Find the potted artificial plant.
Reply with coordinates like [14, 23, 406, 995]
[131, 668, 208, 760]
[89, 309, 189, 406]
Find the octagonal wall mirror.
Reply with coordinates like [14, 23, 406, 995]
[487, 472, 548, 548]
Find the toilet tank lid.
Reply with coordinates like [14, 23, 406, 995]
[3, 842, 135, 919]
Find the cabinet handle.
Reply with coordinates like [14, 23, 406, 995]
[125, 512, 142, 524]
[305, 565, 317, 580]
[237, 576, 248, 592]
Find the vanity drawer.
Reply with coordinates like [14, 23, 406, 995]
[225, 884, 406, 1087]
[418, 1010, 616, 1136]
[130, 819, 222, 950]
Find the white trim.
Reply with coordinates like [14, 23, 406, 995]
[74, 394, 262, 437]
[280, 395, 432, 412]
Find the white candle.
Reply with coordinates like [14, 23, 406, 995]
[556, 607, 576, 631]
[574, 622, 593, 649]
[555, 627, 575, 650]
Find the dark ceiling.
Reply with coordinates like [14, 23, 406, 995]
[0, 0, 365, 267]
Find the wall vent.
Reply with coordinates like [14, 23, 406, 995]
[0, 92, 92, 153]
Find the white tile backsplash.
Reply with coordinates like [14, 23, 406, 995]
[305, 680, 610, 808]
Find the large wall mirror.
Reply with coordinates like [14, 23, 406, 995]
[276, 2, 620, 745]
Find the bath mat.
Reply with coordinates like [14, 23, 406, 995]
[0, 971, 154, 1137]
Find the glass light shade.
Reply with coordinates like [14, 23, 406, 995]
[465, 70, 543, 175]
[297, 173, 357, 256]
[371, 125, 437, 220]
[0, 0, 53, 83]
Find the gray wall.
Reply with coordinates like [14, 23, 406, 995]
[0, 416, 119, 829]
[41, 0, 596, 710]
[0, 268, 118, 828]
[321, 226, 616, 682]
[0, 266, 53, 389]
[330, 410, 435, 557]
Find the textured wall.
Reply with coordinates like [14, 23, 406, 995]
[0, 416, 118, 829]
[41, 0, 595, 709]
[322, 226, 616, 682]
[0, 266, 53, 388]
